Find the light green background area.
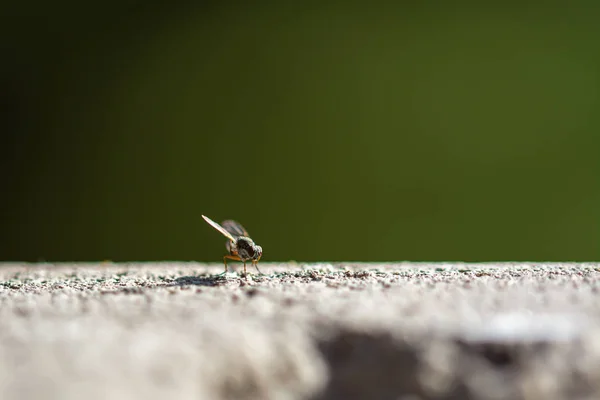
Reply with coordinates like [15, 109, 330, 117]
[2, 2, 599, 261]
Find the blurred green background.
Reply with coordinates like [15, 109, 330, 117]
[1, 2, 599, 262]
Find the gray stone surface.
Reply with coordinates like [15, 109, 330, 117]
[1, 262, 600, 400]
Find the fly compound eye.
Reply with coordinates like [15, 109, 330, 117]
[255, 245, 263, 260]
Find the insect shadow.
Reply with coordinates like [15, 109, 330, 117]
[172, 274, 232, 287]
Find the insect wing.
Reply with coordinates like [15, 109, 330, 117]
[221, 220, 249, 238]
[202, 215, 236, 242]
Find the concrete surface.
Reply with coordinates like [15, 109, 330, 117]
[1, 262, 600, 400]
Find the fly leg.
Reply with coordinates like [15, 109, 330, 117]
[252, 260, 262, 274]
[222, 255, 241, 275]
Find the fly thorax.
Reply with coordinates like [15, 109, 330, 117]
[235, 237, 257, 260]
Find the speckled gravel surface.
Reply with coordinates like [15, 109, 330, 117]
[1, 262, 600, 400]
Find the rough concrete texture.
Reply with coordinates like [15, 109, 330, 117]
[1, 262, 600, 400]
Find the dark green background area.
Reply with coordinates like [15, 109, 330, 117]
[1, 2, 599, 262]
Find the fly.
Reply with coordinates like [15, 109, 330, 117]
[202, 215, 263, 277]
